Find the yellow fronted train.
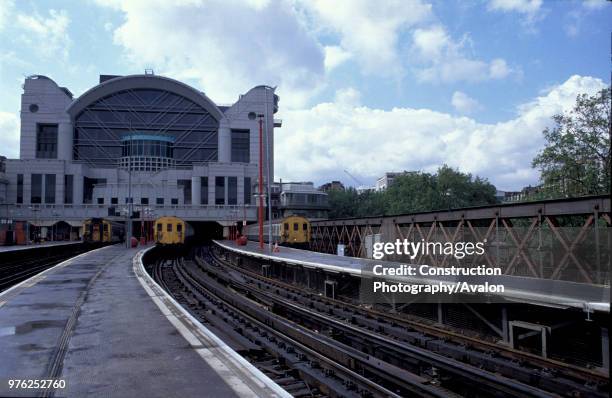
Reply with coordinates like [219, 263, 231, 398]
[245, 215, 310, 248]
[83, 218, 125, 243]
[155, 216, 194, 245]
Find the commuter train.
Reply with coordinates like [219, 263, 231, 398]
[154, 216, 194, 245]
[245, 215, 311, 247]
[83, 218, 125, 243]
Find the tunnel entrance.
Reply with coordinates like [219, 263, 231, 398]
[186, 221, 224, 244]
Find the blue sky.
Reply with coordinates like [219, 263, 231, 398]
[0, 0, 610, 190]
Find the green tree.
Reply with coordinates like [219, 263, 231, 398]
[532, 87, 611, 197]
[327, 166, 497, 219]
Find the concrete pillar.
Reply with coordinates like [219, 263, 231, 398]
[191, 176, 201, 207]
[56, 174, 64, 205]
[57, 120, 73, 161]
[437, 303, 444, 324]
[602, 327, 609, 370]
[218, 122, 231, 163]
[502, 306, 509, 343]
[74, 175, 83, 205]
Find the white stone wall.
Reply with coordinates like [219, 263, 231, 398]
[222, 85, 277, 183]
[20, 76, 73, 160]
[5, 75, 275, 223]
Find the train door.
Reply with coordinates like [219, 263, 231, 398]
[177, 222, 183, 243]
[156, 222, 163, 242]
[166, 222, 173, 244]
[103, 223, 110, 242]
[282, 222, 289, 242]
[302, 222, 309, 243]
[91, 222, 100, 242]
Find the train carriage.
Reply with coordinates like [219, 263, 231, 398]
[155, 216, 194, 245]
[83, 218, 125, 243]
[245, 215, 310, 247]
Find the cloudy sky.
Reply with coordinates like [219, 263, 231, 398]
[0, 0, 610, 190]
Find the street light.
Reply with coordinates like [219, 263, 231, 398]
[249, 112, 265, 250]
[264, 89, 273, 252]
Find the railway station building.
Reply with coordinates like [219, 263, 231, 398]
[0, 73, 280, 243]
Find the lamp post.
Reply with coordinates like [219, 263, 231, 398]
[248, 110, 267, 250]
[257, 114, 265, 249]
[264, 92, 273, 252]
[125, 137, 133, 248]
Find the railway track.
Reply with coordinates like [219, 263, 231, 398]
[148, 245, 608, 397]
[0, 244, 98, 292]
[150, 253, 455, 397]
[203, 245, 608, 397]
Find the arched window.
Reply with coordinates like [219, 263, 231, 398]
[73, 88, 219, 167]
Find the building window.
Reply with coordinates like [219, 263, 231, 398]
[156, 197, 164, 205]
[200, 177, 208, 205]
[73, 89, 219, 167]
[97, 197, 104, 205]
[215, 176, 225, 205]
[231, 129, 250, 163]
[64, 175, 73, 204]
[31, 174, 42, 204]
[111, 197, 118, 205]
[171, 198, 178, 205]
[36, 124, 58, 159]
[84, 177, 106, 204]
[45, 174, 56, 204]
[178, 179, 191, 205]
[244, 177, 251, 205]
[16, 174, 23, 203]
[141, 197, 149, 205]
[228, 177, 237, 205]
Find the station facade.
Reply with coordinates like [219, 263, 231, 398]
[0, 73, 280, 242]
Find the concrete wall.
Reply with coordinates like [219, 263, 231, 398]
[4, 75, 276, 224]
[20, 76, 73, 160]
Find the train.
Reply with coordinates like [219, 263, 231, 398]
[154, 216, 194, 245]
[151, 215, 311, 247]
[83, 218, 125, 243]
[245, 215, 311, 247]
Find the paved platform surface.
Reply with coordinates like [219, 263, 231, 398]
[215, 240, 610, 312]
[0, 245, 285, 397]
[0, 241, 81, 253]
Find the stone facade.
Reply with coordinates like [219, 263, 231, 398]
[3, 74, 279, 227]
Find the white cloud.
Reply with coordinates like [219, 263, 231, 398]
[323, 45, 351, 72]
[583, 0, 607, 10]
[489, 58, 511, 79]
[98, 0, 325, 108]
[276, 75, 606, 191]
[0, 111, 19, 158]
[16, 9, 71, 59]
[0, 0, 14, 31]
[488, 0, 544, 26]
[301, 0, 432, 76]
[451, 91, 482, 114]
[565, 0, 609, 37]
[411, 25, 516, 83]
[334, 87, 361, 106]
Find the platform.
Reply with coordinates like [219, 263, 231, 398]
[0, 244, 288, 397]
[215, 240, 610, 313]
[0, 241, 81, 253]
